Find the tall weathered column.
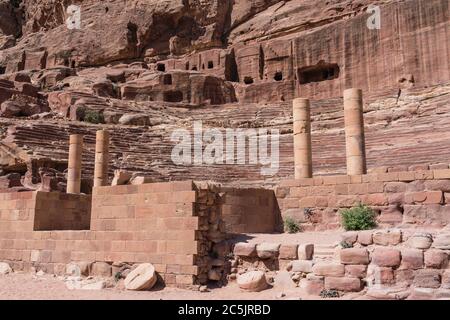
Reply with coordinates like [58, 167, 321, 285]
[293, 98, 313, 179]
[344, 88, 367, 175]
[94, 130, 110, 188]
[67, 134, 83, 194]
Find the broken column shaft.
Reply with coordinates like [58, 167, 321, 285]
[344, 88, 367, 175]
[94, 130, 110, 188]
[67, 134, 83, 194]
[293, 98, 313, 179]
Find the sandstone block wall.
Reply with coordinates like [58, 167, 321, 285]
[276, 169, 450, 231]
[220, 187, 281, 234]
[34, 192, 91, 231]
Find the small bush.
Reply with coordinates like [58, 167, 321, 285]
[340, 204, 377, 231]
[320, 289, 340, 298]
[84, 110, 105, 124]
[340, 241, 353, 249]
[284, 217, 301, 234]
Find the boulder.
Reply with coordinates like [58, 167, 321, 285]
[66, 261, 92, 277]
[91, 262, 112, 277]
[0, 262, 12, 275]
[237, 271, 268, 292]
[256, 243, 280, 259]
[124, 263, 158, 291]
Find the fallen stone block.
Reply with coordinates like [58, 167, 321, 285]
[91, 262, 112, 277]
[237, 271, 268, 292]
[256, 243, 280, 259]
[66, 261, 92, 277]
[0, 262, 12, 275]
[111, 170, 132, 186]
[233, 243, 256, 257]
[124, 263, 157, 291]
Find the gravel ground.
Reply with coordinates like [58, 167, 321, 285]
[0, 273, 331, 300]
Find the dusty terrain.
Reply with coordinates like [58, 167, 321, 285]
[0, 273, 328, 300]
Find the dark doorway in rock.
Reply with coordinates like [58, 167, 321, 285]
[157, 63, 166, 72]
[244, 76, 254, 85]
[71, 60, 76, 69]
[274, 71, 283, 81]
[163, 74, 172, 85]
[208, 61, 214, 69]
[0, 67, 5, 75]
[163, 90, 183, 102]
[192, 66, 198, 71]
[185, 62, 190, 70]
[298, 63, 340, 84]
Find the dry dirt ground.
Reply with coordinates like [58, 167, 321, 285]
[0, 273, 350, 300]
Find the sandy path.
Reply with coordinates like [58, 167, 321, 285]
[0, 273, 327, 300]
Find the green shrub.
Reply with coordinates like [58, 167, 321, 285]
[340, 204, 377, 231]
[320, 289, 339, 298]
[84, 110, 105, 124]
[340, 241, 353, 249]
[284, 217, 301, 234]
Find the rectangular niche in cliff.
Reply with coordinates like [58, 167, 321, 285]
[163, 90, 183, 102]
[0, 67, 5, 74]
[297, 62, 340, 84]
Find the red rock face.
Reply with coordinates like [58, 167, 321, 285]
[0, 0, 449, 191]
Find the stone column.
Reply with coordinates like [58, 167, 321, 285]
[293, 98, 313, 179]
[67, 134, 83, 194]
[94, 130, 110, 188]
[344, 88, 367, 175]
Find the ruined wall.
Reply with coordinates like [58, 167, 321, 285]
[276, 169, 450, 231]
[0, 181, 279, 288]
[230, 228, 450, 298]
